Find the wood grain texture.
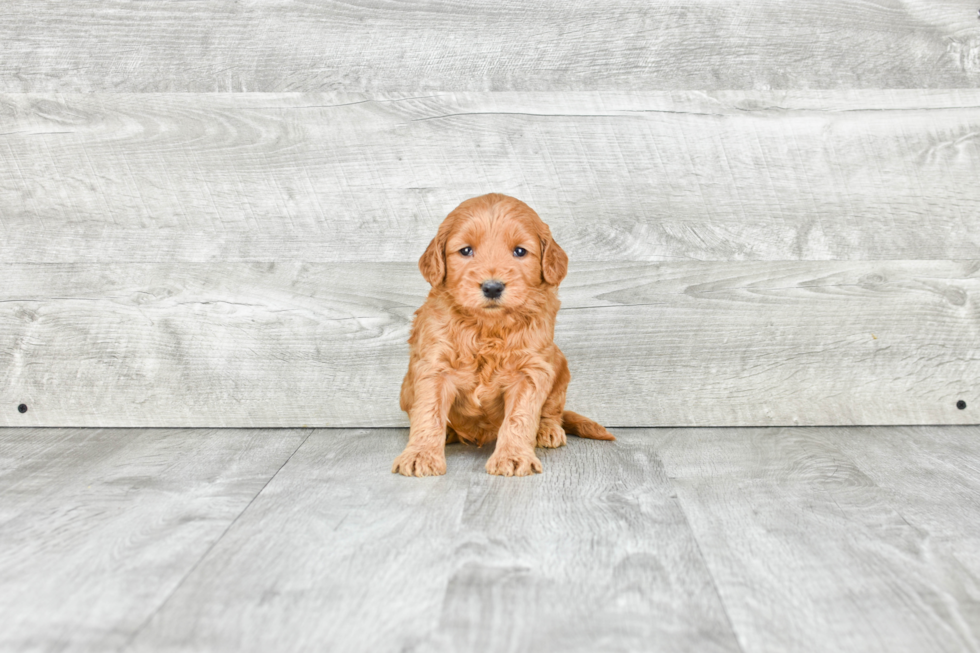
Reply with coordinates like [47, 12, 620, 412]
[128, 428, 477, 652]
[648, 426, 980, 653]
[831, 426, 980, 579]
[1, 1, 979, 93]
[424, 439, 740, 653]
[1, 260, 976, 428]
[8, 426, 980, 652]
[0, 427, 307, 652]
[128, 429, 741, 653]
[2, 91, 979, 263]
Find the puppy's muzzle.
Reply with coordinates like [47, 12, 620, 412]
[481, 279, 505, 300]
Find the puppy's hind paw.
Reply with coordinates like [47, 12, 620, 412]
[486, 450, 543, 477]
[392, 447, 447, 477]
[536, 422, 567, 448]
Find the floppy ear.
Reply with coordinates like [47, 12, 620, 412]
[540, 229, 568, 286]
[418, 230, 448, 286]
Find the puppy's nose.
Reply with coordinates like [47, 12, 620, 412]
[481, 280, 505, 300]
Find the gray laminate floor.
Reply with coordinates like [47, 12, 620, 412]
[2, 426, 979, 653]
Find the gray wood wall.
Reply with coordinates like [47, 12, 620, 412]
[1, 2, 978, 427]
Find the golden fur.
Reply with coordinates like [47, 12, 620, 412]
[392, 193, 614, 477]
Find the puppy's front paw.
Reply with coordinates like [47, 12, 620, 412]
[486, 449, 543, 477]
[536, 422, 566, 448]
[392, 447, 446, 477]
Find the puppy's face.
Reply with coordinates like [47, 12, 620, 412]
[444, 211, 539, 313]
[419, 194, 568, 316]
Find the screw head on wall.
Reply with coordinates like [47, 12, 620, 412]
[17, 404, 28, 413]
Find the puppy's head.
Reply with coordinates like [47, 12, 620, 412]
[419, 193, 568, 316]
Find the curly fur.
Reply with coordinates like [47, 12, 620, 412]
[392, 193, 614, 477]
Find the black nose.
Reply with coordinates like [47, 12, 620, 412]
[481, 280, 505, 300]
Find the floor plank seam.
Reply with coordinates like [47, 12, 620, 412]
[422, 449, 483, 647]
[664, 470, 748, 653]
[117, 428, 316, 650]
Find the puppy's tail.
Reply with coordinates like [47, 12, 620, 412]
[561, 411, 615, 441]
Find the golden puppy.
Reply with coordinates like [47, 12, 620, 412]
[393, 193, 614, 477]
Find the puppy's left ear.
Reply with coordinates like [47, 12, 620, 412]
[540, 228, 568, 286]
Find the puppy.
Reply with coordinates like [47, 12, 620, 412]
[393, 193, 614, 477]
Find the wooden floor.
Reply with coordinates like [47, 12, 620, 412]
[2, 426, 979, 653]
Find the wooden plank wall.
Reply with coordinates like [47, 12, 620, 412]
[1, 2, 978, 427]
[2, 1, 979, 92]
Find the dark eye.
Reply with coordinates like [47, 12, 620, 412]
[513, 247, 527, 258]
[459, 246, 473, 257]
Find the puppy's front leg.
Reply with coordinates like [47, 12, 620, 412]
[486, 374, 549, 476]
[392, 374, 455, 477]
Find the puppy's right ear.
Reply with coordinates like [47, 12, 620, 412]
[418, 230, 447, 286]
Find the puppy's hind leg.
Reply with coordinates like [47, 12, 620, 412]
[445, 425, 460, 444]
[536, 351, 570, 448]
[536, 382, 567, 449]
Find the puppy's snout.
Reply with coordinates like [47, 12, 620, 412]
[481, 279, 505, 300]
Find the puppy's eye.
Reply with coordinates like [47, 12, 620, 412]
[459, 246, 473, 257]
[513, 247, 527, 258]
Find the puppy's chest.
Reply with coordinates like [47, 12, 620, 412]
[453, 348, 525, 410]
